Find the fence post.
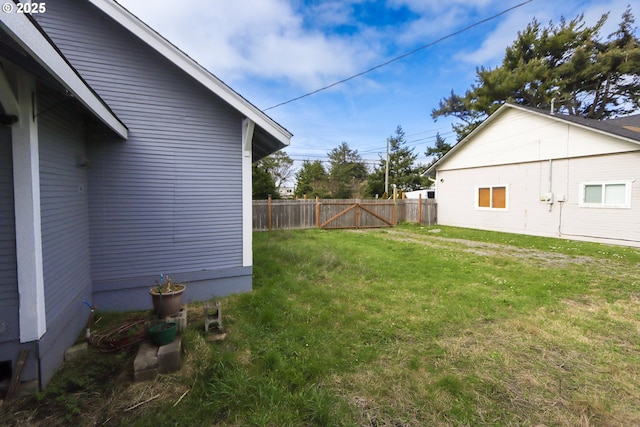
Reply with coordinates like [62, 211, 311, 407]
[392, 186, 398, 225]
[402, 192, 407, 222]
[303, 194, 307, 227]
[418, 193, 422, 224]
[268, 194, 272, 231]
[315, 196, 320, 228]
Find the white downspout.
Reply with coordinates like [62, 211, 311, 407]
[547, 158, 553, 211]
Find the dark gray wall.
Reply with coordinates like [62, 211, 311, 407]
[37, 0, 250, 310]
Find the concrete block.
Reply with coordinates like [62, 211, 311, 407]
[134, 341, 159, 383]
[204, 301, 222, 332]
[134, 342, 159, 371]
[165, 305, 187, 333]
[158, 337, 182, 373]
[64, 343, 88, 362]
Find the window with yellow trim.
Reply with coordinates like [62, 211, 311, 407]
[477, 186, 507, 209]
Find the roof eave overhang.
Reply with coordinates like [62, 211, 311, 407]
[89, 0, 291, 149]
[0, 11, 128, 139]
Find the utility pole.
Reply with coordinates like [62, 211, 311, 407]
[384, 137, 389, 196]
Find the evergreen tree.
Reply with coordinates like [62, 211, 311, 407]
[425, 132, 452, 166]
[294, 160, 330, 198]
[327, 142, 368, 198]
[252, 163, 278, 200]
[432, 7, 640, 140]
[366, 126, 422, 197]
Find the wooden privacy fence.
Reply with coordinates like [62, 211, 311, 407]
[253, 196, 437, 231]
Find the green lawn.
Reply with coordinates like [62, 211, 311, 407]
[5, 224, 640, 426]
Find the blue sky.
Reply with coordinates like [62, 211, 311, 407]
[117, 0, 635, 180]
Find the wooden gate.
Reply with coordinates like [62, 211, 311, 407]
[317, 200, 396, 229]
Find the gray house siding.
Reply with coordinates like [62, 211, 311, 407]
[37, 86, 93, 386]
[37, 0, 250, 311]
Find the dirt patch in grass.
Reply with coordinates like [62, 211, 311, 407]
[382, 229, 600, 267]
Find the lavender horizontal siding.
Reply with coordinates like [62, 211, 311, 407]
[37, 1, 246, 297]
[0, 126, 18, 345]
[92, 266, 252, 312]
[38, 86, 93, 331]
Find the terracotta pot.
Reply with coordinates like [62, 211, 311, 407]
[149, 285, 185, 317]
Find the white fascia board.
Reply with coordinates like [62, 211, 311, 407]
[90, 0, 291, 146]
[0, 12, 128, 139]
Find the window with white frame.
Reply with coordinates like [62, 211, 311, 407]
[579, 181, 632, 208]
[476, 185, 507, 209]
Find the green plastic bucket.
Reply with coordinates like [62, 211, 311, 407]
[149, 322, 177, 346]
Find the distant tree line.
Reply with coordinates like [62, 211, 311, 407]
[253, 125, 450, 200]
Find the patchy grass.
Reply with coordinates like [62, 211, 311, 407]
[3, 224, 640, 426]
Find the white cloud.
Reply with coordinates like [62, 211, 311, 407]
[115, 0, 636, 110]
[116, 0, 377, 90]
[385, 0, 528, 53]
[302, 1, 356, 29]
[389, 0, 496, 14]
[455, 11, 528, 67]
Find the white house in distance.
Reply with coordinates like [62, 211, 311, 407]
[278, 186, 296, 199]
[426, 103, 640, 247]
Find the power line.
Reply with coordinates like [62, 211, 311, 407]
[285, 127, 458, 162]
[263, 0, 534, 111]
